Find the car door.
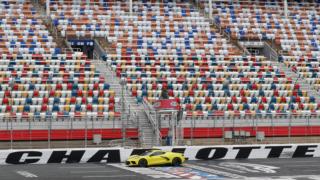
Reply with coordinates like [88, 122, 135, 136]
[148, 151, 169, 166]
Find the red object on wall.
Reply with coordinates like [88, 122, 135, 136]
[153, 99, 180, 110]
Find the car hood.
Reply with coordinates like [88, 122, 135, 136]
[127, 155, 143, 160]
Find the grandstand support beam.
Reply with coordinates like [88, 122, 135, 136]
[46, 0, 50, 16]
[209, 0, 213, 19]
[284, 0, 288, 17]
[129, 0, 133, 16]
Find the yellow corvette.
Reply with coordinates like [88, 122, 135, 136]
[126, 150, 187, 167]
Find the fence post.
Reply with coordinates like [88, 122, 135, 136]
[48, 116, 51, 149]
[29, 117, 32, 148]
[85, 116, 87, 148]
[271, 116, 274, 144]
[232, 117, 235, 143]
[307, 116, 310, 143]
[137, 114, 141, 147]
[213, 118, 216, 144]
[190, 118, 194, 146]
[10, 117, 13, 149]
[288, 117, 292, 144]
[222, 117, 225, 143]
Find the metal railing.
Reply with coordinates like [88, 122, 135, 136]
[158, 113, 320, 146]
[142, 98, 162, 146]
[1, 111, 320, 149]
[0, 114, 143, 149]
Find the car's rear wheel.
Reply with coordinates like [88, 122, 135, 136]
[172, 157, 181, 166]
[138, 159, 148, 168]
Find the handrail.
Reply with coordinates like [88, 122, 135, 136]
[105, 54, 266, 58]
[49, 1, 195, 7]
[142, 98, 162, 146]
[264, 42, 279, 57]
[182, 112, 320, 121]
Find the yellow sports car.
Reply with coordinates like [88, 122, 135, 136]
[126, 150, 187, 167]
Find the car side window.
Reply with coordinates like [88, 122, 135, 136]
[150, 151, 165, 156]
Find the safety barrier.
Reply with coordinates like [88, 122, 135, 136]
[1, 144, 320, 165]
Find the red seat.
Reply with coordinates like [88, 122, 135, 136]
[86, 104, 92, 111]
[70, 97, 76, 104]
[5, 105, 12, 112]
[2, 98, 9, 105]
[43, 97, 49, 104]
[41, 104, 47, 112]
[33, 90, 39, 97]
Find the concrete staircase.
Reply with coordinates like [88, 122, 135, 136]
[265, 44, 320, 103]
[31, 0, 73, 52]
[271, 60, 320, 103]
[92, 58, 158, 147]
[209, 24, 248, 55]
[266, 40, 282, 53]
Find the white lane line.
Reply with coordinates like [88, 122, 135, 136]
[60, 166, 105, 169]
[16, 171, 38, 178]
[262, 160, 320, 164]
[109, 163, 180, 179]
[285, 164, 320, 167]
[228, 175, 320, 180]
[184, 163, 247, 179]
[205, 164, 246, 173]
[70, 170, 120, 174]
[82, 175, 136, 178]
[303, 170, 320, 172]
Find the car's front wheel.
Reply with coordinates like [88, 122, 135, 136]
[172, 157, 181, 166]
[138, 159, 148, 168]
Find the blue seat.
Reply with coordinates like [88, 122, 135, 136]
[23, 105, 30, 112]
[52, 105, 59, 112]
[104, 83, 110, 90]
[25, 98, 32, 105]
[75, 104, 81, 112]
[54, 97, 60, 104]
[93, 97, 98, 104]
[71, 90, 77, 97]
[195, 104, 202, 111]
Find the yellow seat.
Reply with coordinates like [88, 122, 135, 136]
[64, 105, 70, 112]
[65, 98, 70, 105]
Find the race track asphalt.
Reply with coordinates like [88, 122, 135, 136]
[2, 158, 320, 180]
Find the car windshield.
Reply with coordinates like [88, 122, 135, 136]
[139, 151, 155, 156]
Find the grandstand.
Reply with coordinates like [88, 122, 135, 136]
[0, 0, 320, 148]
